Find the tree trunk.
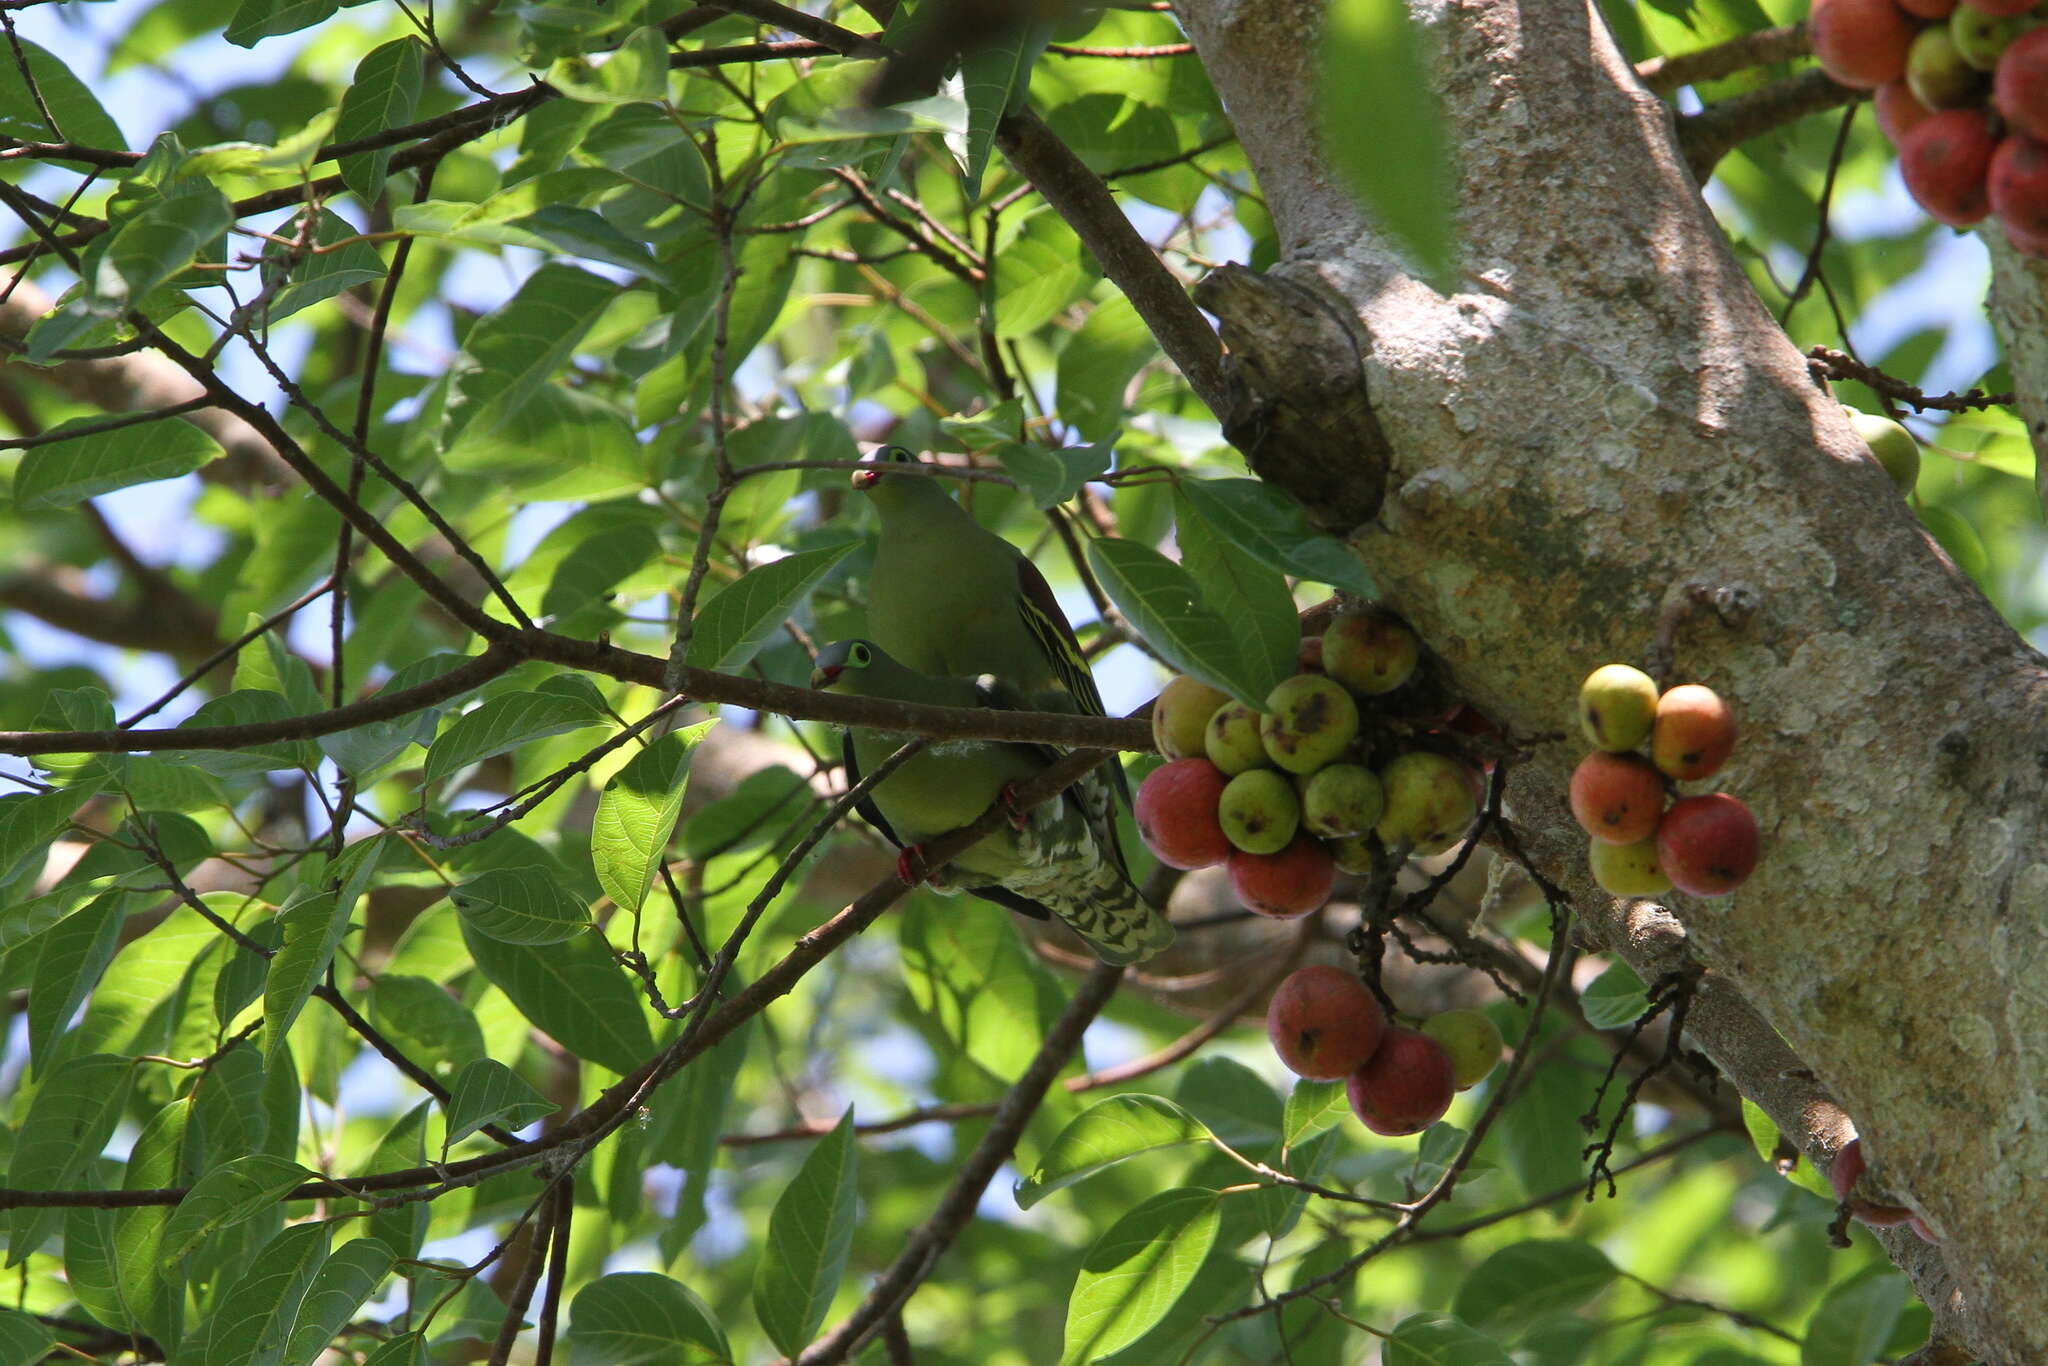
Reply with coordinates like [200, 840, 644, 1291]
[1171, 0, 2048, 1357]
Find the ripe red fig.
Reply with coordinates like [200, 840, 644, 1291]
[1900, 108, 1999, 226]
[1991, 133, 2048, 244]
[1901, 0, 1959, 18]
[1568, 751, 1667, 845]
[1227, 836, 1337, 919]
[1650, 683, 1737, 780]
[1656, 793, 1760, 897]
[1811, 0, 1918, 87]
[1134, 758, 1232, 870]
[1875, 81, 1935, 146]
[1346, 1027, 1457, 1136]
[1266, 966, 1387, 1081]
[1996, 30, 2048, 139]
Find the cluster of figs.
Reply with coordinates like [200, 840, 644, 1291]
[1134, 611, 1485, 919]
[1813, 0, 2048, 254]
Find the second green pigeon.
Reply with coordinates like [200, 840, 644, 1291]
[812, 638, 1174, 966]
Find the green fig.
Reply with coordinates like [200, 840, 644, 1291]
[1205, 699, 1270, 776]
[1301, 763, 1386, 838]
[1260, 675, 1360, 775]
[1217, 768, 1301, 855]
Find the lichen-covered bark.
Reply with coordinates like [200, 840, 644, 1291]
[1174, 0, 2048, 1356]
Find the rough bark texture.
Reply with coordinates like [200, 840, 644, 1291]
[1174, 0, 2047, 1358]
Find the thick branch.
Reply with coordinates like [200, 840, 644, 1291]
[1676, 69, 1860, 181]
[1634, 23, 1807, 96]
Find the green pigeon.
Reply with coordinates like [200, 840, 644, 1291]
[811, 639, 1174, 966]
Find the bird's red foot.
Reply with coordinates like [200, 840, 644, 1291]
[896, 845, 932, 885]
[999, 782, 1031, 831]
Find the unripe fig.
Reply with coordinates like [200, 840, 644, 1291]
[1650, 684, 1737, 780]
[1205, 700, 1270, 775]
[1588, 836, 1673, 897]
[1375, 751, 1479, 855]
[1578, 663, 1658, 751]
[1346, 1027, 1457, 1136]
[1847, 408, 1922, 492]
[1134, 758, 1233, 870]
[1656, 793, 1760, 897]
[1151, 676, 1230, 761]
[1900, 108, 1998, 226]
[1568, 751, 1667, 845]
[1812, 0, 1918, 87]
[1952, 0, 2043, 69]
[1227, 835, 1336, 919]
[1217, 768, 1300, 855]
[1420, 1009, 1504, 1090]
[1875, 81, 1935, 146]
[1266, 965, 1387, 1080]
[1322, 611, 1419, 695]
[1990, 133, 2048, 244]
[1326, 833, 1380, 876]
[1996, 30, 2048, 138]
[1301, 763, 1386, 838]
[1260, 674, 1361, 775]
[1908, 25, 1990, 107]
[1964, 0, 2035, 16]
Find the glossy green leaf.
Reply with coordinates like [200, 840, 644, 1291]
[1015, 1094, 1213, 1209]
[227, 0, 342, 45]
[550, 25, 671, 104]
[1060, 1187, 1221, 1365]
[569, 1272, 734, 1366]
[1741, 1098, 1834, 1200]
[460, 922, 656, 1074]
[1175, 478, 1377, 596]
[14, 415, 223, 510]
[751, 1109, 860, 1357]
[442, 1059, 559, 1147]
[422, 690, 606, 787]
[159, 1155, 316, 1268]
[1317, 0, 1456, 287]
[335, 37, 424, 202]
[1283, 1079, 1350, 1148]
[450, 865, 592, 945]
[1490, 1042, 1588, 1205]
[959, 22, 1051, 200]
[593, 726, 712, 916]
[899, 897, 1066, 1087]
[361, 1333, 427, 1366]
[1382, 1311, 1514, 1366]
[1085, 537, 1262, 706]
[1451, 1239, 1615, 1330]
[683, 542, 859, 673]
[367, 974, 486, 1077]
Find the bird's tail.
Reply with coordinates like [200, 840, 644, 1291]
[1035, 858, 1175, 966]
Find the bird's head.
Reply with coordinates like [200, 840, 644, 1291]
[810, 638, 881, 693]
[850, 445, 931, 502]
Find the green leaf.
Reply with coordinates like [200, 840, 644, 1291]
[1174, 490, 1296, 702]
[1085, 537, 1263, 707]
[1057, 295, 1154, 440]
[460, 922, 655, 1074]
[1317, 0, 1456, 288]
[1580, 960, 1650, 1029]
[569, 1272, 733, 1366]
[98, 180, 234, 308]
[361, 1334, 426, 1366]
[899, 898, 1066, 1087]
[549, 25, 672, 104]
[1741, 1098, 1834, 1200]
[159, 1155, 315, 1269]
[1174, 1056, 1284, 1151]
[27, 889, 126, 1075]
[113, 1098, 191, 1347]
[1919, 504, 1989, 586]
[282, 1238, 395, 1366]
[0, 38, 125, 151]
[958, 22, 1051, 200]
[14, 415, 223, 509]
[683, 542, 859, 673]
[195, 1222, 327, 1366]
[5, 1053, 134, 1266]
[442, 1059, 559, 1147]
[442, 264, 619, 445]
[751, 1109, 860, 1357]
[450, 865, 591, 946]
[335, 37, 424, 202]
[0, 1310, 54, 1366]
[1015, 1095, 1214, 1209]
[0, 789, 81, 889]
[1282, 1079, 1350, 1149]
[991, 441, 1114, 510]
[1381, 1311, 1514, 1366]
[1802, 1269, 1909, 1366]
[593, 726, 712, 916]
[263, 888, 348, 1073]
[261, 209, 387, 325]
[1451, 1239, 1615, 1331]
[227, 0, 341, 45]
[423, 690, 606, 787]
[367, 974, 486, 1077]
[1060, 1187, 1221, 1365]
[1490, 1037, 1587, 1204]
[1175, 478, 1377, 596]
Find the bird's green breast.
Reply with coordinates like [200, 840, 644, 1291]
[866, 514, 1060, 692]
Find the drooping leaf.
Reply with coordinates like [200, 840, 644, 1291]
[262, 888, 347, 1073]
[1175, 478, 1377, 596]
[1580, 960, 1650, 1029]
[27, 889, 127, 1075]
[592, 725, 712, 916]
[281, 1238, 395, 1366]
[1173, 490, 1296, 705]
[192, 1221, 327, 1366]
[569, 1272, 733, 1366]
[1801, 1268, 1909, 1366]
[5, 1053, 135, 1266]
[1015, 1095, 1214, 1209]
[335, 36, 424, 202]
[1381, 1311, 1515, 1366]
[751, 1110, 860, 1357]
[158, 1155, 316, 1269]
[1060, 1187, 1221, 1365]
